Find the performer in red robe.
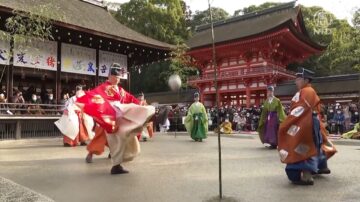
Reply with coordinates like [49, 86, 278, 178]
[278, 68, 337, 185]
[84, 81, 139, 162]
[77, 63, 154, 174]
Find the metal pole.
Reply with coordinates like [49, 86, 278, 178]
[208, 0, 222, 199]
[175, 90, 180, 138]
[127, 72, 131, 93]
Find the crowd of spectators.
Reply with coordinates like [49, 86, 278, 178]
[154, 102, 359, 135]
[1, 85, 359, 136]
[322, 103, 359, 135]
[0, 85, 77, 115]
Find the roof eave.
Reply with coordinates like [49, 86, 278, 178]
[187, 18, 325, 52]
[0, 5, 174, 51]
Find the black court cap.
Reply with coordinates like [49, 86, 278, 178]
[110, 63, 125, 76]
[295, 67, 314, 80]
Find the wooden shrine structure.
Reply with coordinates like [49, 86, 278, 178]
[186, 1, 325, 107]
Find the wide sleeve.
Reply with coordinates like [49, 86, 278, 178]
[257, 102, 267, 132]
[123, 89, 140, 104]
[276, 98, 286, 123]
[201, 104, 209, 133]
[184, 104, 194, 134]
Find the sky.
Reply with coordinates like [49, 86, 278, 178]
[106, 0, 359, 23]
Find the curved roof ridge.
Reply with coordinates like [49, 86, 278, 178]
[196, 1, 297, 32]
[0, 0, 173, 50]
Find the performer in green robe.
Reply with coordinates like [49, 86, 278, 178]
[342, 123, 360, 139]
[185, 92, 208, 142]
[257, 86, 286, 149]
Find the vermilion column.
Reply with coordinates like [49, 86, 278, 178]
[246, 86, 251, 108]
[255, 91, 260, 107]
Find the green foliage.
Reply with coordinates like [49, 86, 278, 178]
[235, 3, 359, 75]
[114, 0, 190, 44]
[190, 7, 229, 32]
[115, 0, 197, 93]
[166, 43, 197, 87]
[233, 2, 282, 16]
[300, 6, 359, 75]
[0, 3, 64, 53]
[353, 8, 360, 29]
[129, 61, 172, 93]
[129, 43, 197, 93]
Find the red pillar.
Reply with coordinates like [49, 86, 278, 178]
[255, 91, 260, 107]
[217, 93, 222, 107]
[200, 90, 204, 103]
[246, 86, 251, 108]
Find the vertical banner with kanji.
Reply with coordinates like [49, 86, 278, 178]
[0, 37, 10, 65]
[13, 38, 57, 70]
[99, 50, 127, 79]
[61, 43, 96, 75]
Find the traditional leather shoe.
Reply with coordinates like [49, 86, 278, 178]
[318, 168, 331, 174]
[85, 153, 93, 163]
[111, 165, 129, 175]
[269, 145, 277, 149]
[108, 153, 111, 159]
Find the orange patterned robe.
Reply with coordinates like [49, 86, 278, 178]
[278, 84, 337, 164]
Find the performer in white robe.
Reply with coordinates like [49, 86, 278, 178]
[55, 86, 94, 147]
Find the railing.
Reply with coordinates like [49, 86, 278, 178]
[0, 103, 64, 140]
[188, 66, 295, 82]
[0, 103, 65, 115]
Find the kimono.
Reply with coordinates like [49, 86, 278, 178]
[342, 123, 360, 139]
[278, 84, 337, 182]
[184, 101, 208, 141]
[56, 95, 95, 147]
[77, 81, 154, 166]
[139, 100, 154, 141]
[219, 120, 232, 134]
[257, 97, 286, 147]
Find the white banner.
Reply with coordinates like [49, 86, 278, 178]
[0, 38, 10, 65]
[13, 39, 57, 71]
[61, 43, 96, 75]
[99, 50, 127, 79]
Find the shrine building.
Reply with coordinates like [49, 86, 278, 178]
[186, 1, 325, 108]
[0, 0, 172, 103]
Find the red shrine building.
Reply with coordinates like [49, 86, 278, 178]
[186, 2, 325, 108]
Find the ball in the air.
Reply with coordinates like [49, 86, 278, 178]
[168, 74, 182, 91]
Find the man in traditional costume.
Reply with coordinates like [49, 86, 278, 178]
[56, 86, 95, 147]
[158, 106, 170, 133]
[278, 68, 337, 185]
[77, 63, 154, 174]
[342, 123, 360, 139]
[137, 92, 154, 141]
[184, 92, 208, 142]
[257, 86, 286, 149]
[218, 118, 232, 134]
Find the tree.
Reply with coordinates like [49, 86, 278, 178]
[233, 2, 282, 16]
[353, 8, 360, 29]
[300, 6, 359, 75]
[238, 2, 359, 76]
[114, 0, 198, 93]
[114, 0, 190, 44]
[190, 7, 229, 32]
[1, 4, 65, 47]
